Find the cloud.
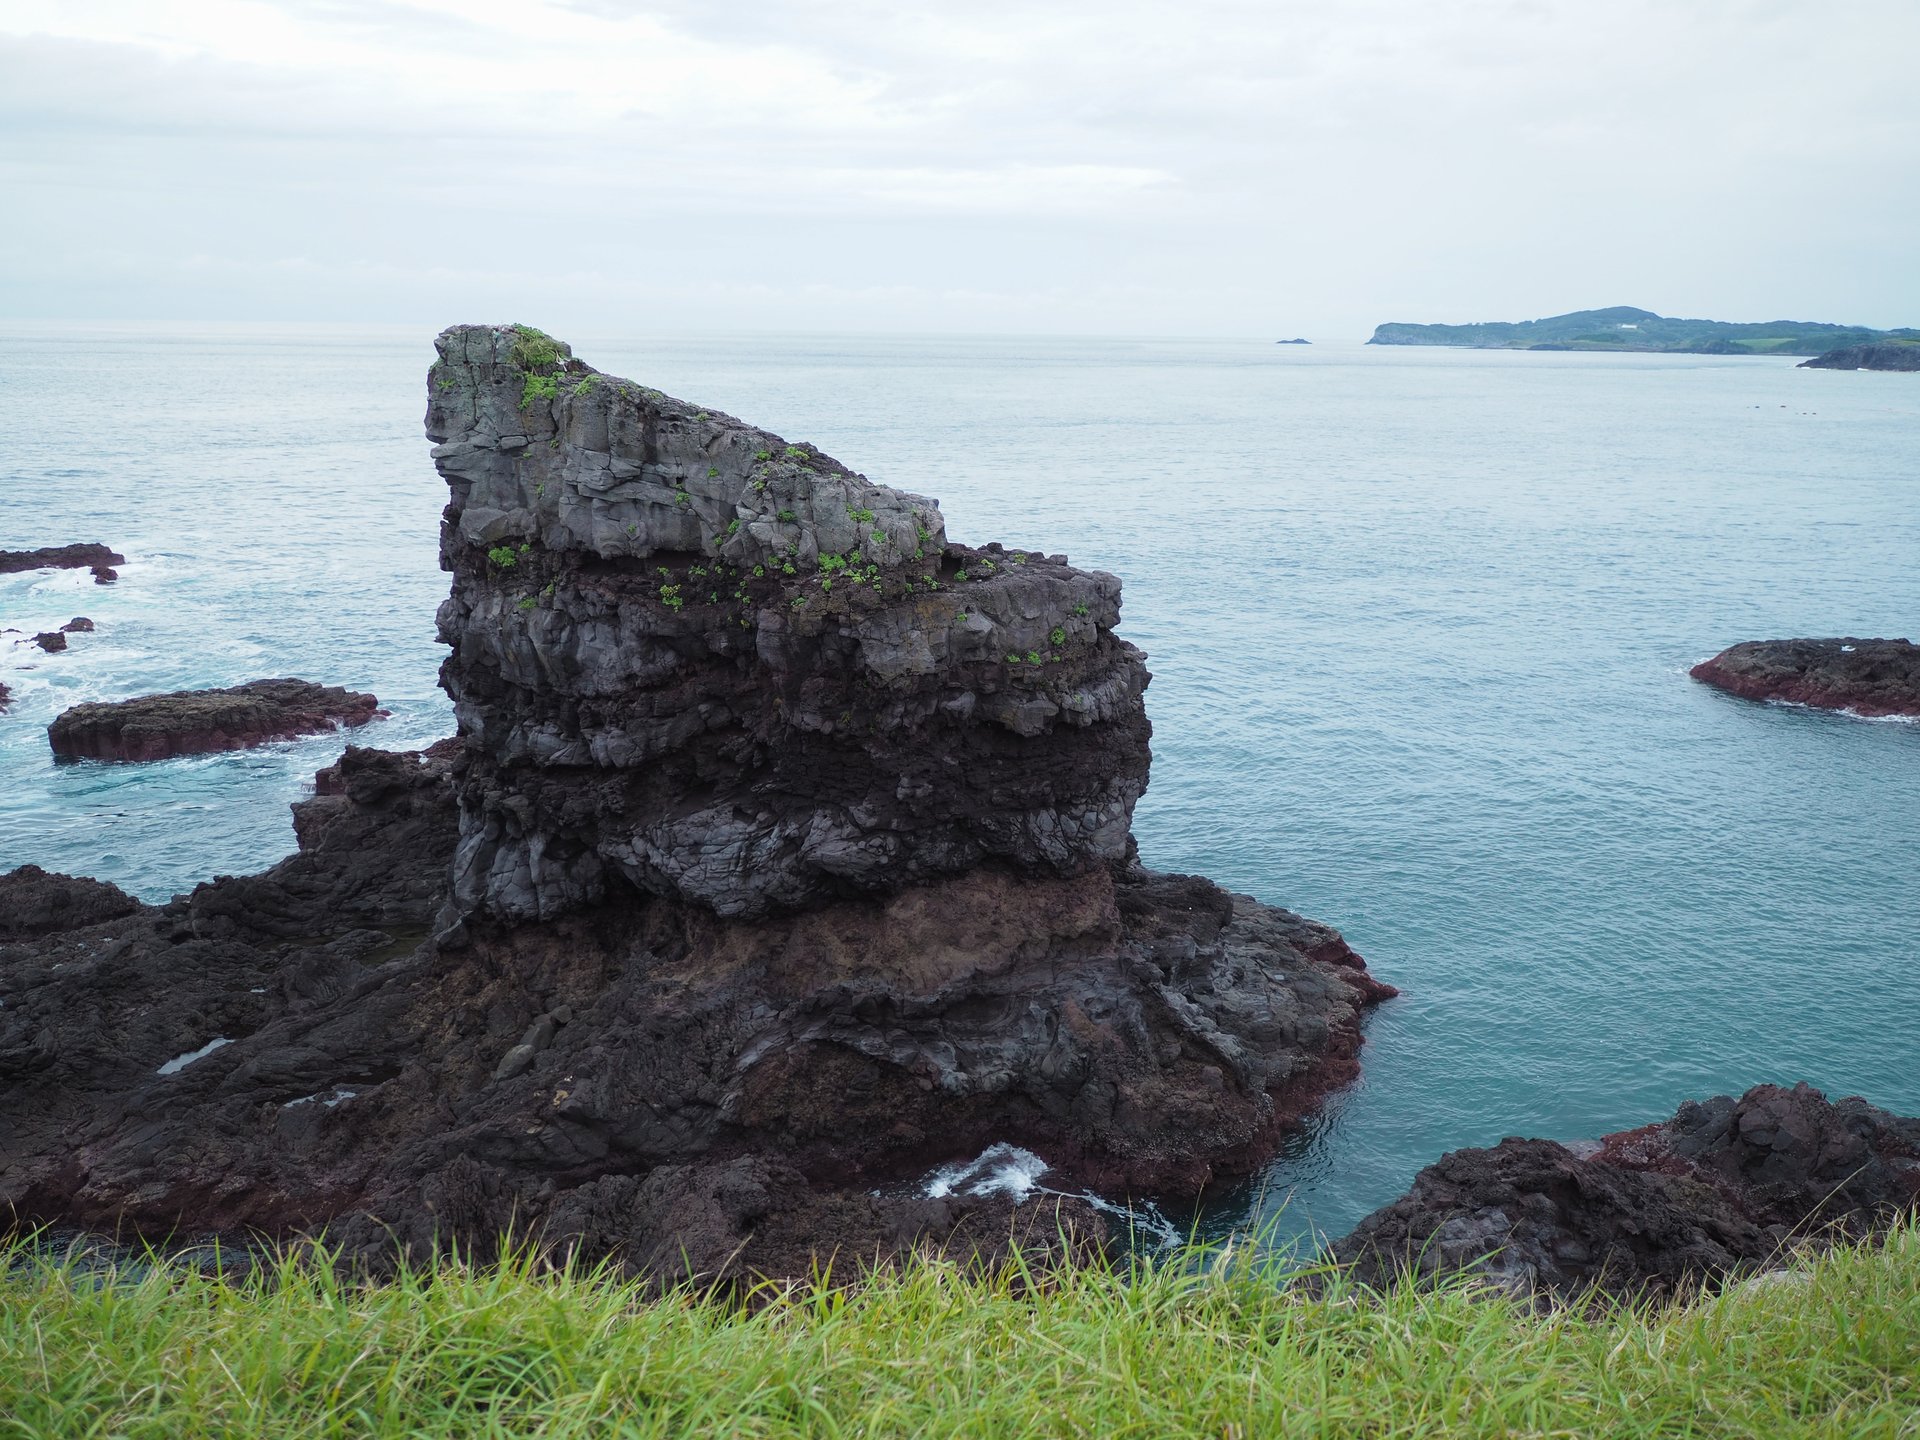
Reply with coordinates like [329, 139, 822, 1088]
[1, 0, 1915, 331]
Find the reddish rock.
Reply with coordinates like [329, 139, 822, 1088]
[61, 617, 95, 633]
[47, 678, 381, 762]
[91, 566, 118, 585]
[1691, 637, 1920, 718]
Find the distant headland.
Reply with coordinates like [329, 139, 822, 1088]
[1368, 305, 1918, 357]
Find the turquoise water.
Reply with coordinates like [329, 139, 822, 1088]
[4, 324, 1918, 1245]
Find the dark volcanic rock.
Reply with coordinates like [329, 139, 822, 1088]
[0, 866, 142, 940]
[0, 324, 1393, 1286]
[429, 324, 1149, 922]
[1691, 637, 1920, 718]
[0, 543, 126, 575]
[61, 617, 95, 633]
[1801, 342, 1920, 371]
[91, 567, 118, 585]
[1333, 1084, 1920, 1303]
[0, 681, 10, 713]
[32, 632, 67, 653]
[47, 678, 383, 762]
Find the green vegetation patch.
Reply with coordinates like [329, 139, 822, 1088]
[2, 1226, 1917, 1437]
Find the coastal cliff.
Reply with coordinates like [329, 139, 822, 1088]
[0, 325, 1393, 1282]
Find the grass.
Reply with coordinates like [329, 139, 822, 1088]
[2, 1224, 1917, 1438]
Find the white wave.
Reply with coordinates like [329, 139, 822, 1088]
[922, 1142, 1051, 1202]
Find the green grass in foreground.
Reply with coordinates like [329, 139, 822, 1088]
[3, 1225, 1918, 1439]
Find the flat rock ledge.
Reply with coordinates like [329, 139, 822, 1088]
[0, 543, 125, 583]
[48, 678, 383, 762]
[1333, 1083, 1920, 1304]
[1691, 638, 1920, 719]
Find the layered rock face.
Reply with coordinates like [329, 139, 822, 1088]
[48, 679, 383, 762]
[428, 324, 1146, 921]
[0, 324, 1393, 1283]
[1334, 1084, 1920, 1303]
[1691, 638, 1920, 719]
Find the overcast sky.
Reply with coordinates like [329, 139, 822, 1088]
[2, 0, 1915, 336]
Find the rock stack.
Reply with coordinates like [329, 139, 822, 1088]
[0, 326, 1393, 1283]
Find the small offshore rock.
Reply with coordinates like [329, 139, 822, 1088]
[32, 633, 67, 653]
[48, 678, 382, 762]
[0, 543, 126, 575]
[61, 618, 95, 633]
[1691, 637, 1920, 718]
[91, 567, 118, 585]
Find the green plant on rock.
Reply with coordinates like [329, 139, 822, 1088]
[486, 545, 520, 570]
[871, 529, 886, 547]
[708, 466, 720, 478]
[848, 506, 876, 525]
[954, 568, 968, 581]
[1072, 602, 1089, 617]
[778, 509, 796, 523]
[783, 446, 809, 462]
[676, 492, 691, 507]
[752, 565, 765, 578]
[755, 449, 773, 462]
[1050, 627, 1066, 646]
[520, 372, 559, 407]
[726, 519, 741, 536]
[790, 594, 808, 609]
[507, 324, 563, 372]
[1026, 651, 1042, 664]
[516, 595, 537, 612]
[658, 583, 684, 612]
[572, 377, 596, 396]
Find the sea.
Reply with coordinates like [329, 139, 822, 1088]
[3, 324, 1917, 1251]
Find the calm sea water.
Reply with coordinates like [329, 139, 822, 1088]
[4, 324, 1917, 1247]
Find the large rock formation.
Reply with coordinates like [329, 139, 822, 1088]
[1334, 1084, 1920, 1303]
[48, 679, 383, 762]
[1691, 638, 1920, 719]
[428, 324, 1148, 922]
[0, 325, 1393, 1284]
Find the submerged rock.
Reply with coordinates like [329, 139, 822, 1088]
[47, 678, 383, 762]
[0, 325, 1393, 1286]
[1691, 637, 1920, 718]
[1333, 1083, 1920, 1303]
[0, 543, 126, 575]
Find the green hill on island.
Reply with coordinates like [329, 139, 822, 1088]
[1368, 305, 1919, 356]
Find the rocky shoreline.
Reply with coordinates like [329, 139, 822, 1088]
[1691, 637, 1920, 718]
[1335, 1083, 1920, 1303]
[46, 678, 384, 762]
[0, 324, 1395, 1285]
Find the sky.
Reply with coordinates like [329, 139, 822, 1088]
[1, 0, 1916, 336]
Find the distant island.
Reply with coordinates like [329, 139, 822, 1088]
[1276, 338, 1311, 345]
[1368, 306, 1918, 357]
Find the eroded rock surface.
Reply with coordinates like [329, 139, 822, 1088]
[1691, 638, 1920, 719]
[48, 678, 383, 762]
[1334, 1084, 1920, 1303]
[0, 325, 1393, 1285]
